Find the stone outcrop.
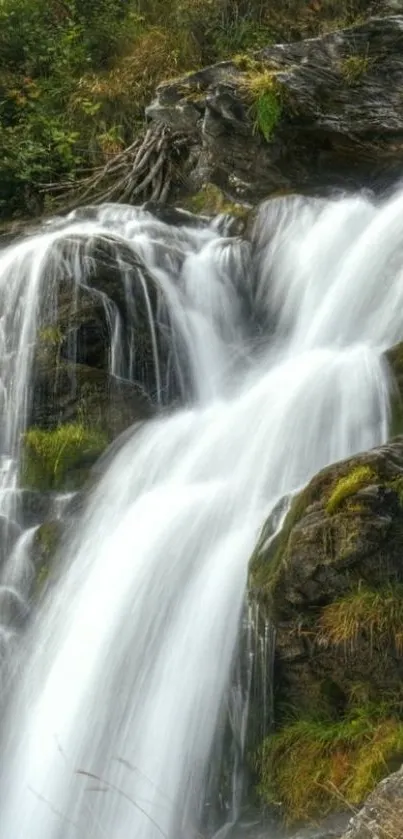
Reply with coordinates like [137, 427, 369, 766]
[147, 15, 403, 204]
[339, 765, 403, 839]
[249, 437, 403, 714]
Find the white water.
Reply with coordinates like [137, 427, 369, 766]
[0, 191, 403, 839]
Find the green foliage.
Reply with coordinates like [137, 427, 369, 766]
[258, 706, 403, 822]
[241, 70, 283, 141]
[21, 423, 108, 491]
[319, 585, 403, 655]
[326, 465, 376, 515]
[0, 0, 375, 218]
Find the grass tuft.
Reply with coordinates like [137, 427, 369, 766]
[258, 708, 403, 823]
[340, 55, 370, 85]
[318, 585, 403, 656]
[326, 465, 376, 515]
[241, 70, 283, 141]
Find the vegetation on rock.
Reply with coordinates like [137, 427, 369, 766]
[325, 465, 376, 514]
[241, 70, 283, 141]
[319, 585, 403, 655]
[21, 423, 108, 491]
[259, 706, 403, 823]
[248, 438, 403, 823]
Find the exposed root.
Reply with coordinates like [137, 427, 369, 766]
[43, 123, 191, 211]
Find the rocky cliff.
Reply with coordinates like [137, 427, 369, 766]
[147, 12, 403, 205]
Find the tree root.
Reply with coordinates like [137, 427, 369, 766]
[43, 123, 191, 212]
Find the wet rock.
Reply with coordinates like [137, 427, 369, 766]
[249, 437, 403, 715]
[147, 15, 403, 203]
[30, 359, 152, 437]
[339, 765, 403, 839]
[19, 490, 52, 528]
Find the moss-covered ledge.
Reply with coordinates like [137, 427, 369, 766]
[21, 423, 108, 492]
[248, 437, 403, 824]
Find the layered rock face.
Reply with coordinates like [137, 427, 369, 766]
[147, 14, 403, 204]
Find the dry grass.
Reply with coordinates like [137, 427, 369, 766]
[258, 710, 403, 823]
[318, 585, 403, 656]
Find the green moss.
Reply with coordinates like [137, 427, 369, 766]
[258, 707, 403, 823]
[21, 423, 108, 491]
[340, 55, 370, 85]
[184, 183, 248, 217]
[326, 465, 376, 515]
[38, 326, 63, 346]
[34, 520, 62, 595]
[249, 485, 314, 606]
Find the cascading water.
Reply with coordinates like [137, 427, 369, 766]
[0, 190, 402, 839]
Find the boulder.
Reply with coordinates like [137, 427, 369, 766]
[249, 438, 403, 714]
[248, 437, 403, 822]
[147, 15, 403, 204]
[340, 764, 403, 839]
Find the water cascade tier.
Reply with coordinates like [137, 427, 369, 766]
[0, 191, 402, 839]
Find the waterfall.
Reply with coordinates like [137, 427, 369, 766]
[0, 190, 402, 839]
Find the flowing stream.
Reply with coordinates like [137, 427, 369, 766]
[0, 191, 402, 839]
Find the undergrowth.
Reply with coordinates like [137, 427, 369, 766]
[258, 706, 403, 822]
[22, 423, 108, 491]
[0, 0, 370, 219]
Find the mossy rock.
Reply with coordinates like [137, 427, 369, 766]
[30, 359, 152, 438]
[386, 341, 403, 436]
[33, 520, 63, 596]
[248, 437, 403, 755]
[21, 423, 108, 492]
[249, 437, 403, 822]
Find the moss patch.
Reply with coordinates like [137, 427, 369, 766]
[326, 465, 376, 515]
[183, 183, 248, 217]
[21, 423, 108, 492]
[34, 521, 62, 595]
[258, 707, 403, 823]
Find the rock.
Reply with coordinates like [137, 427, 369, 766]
[249, 438, 403, 713]
[248, 438, 403, 822]
[30, 358, 152, 438]
[147, 15, 403, 203]
[339, 765, 403, 839]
